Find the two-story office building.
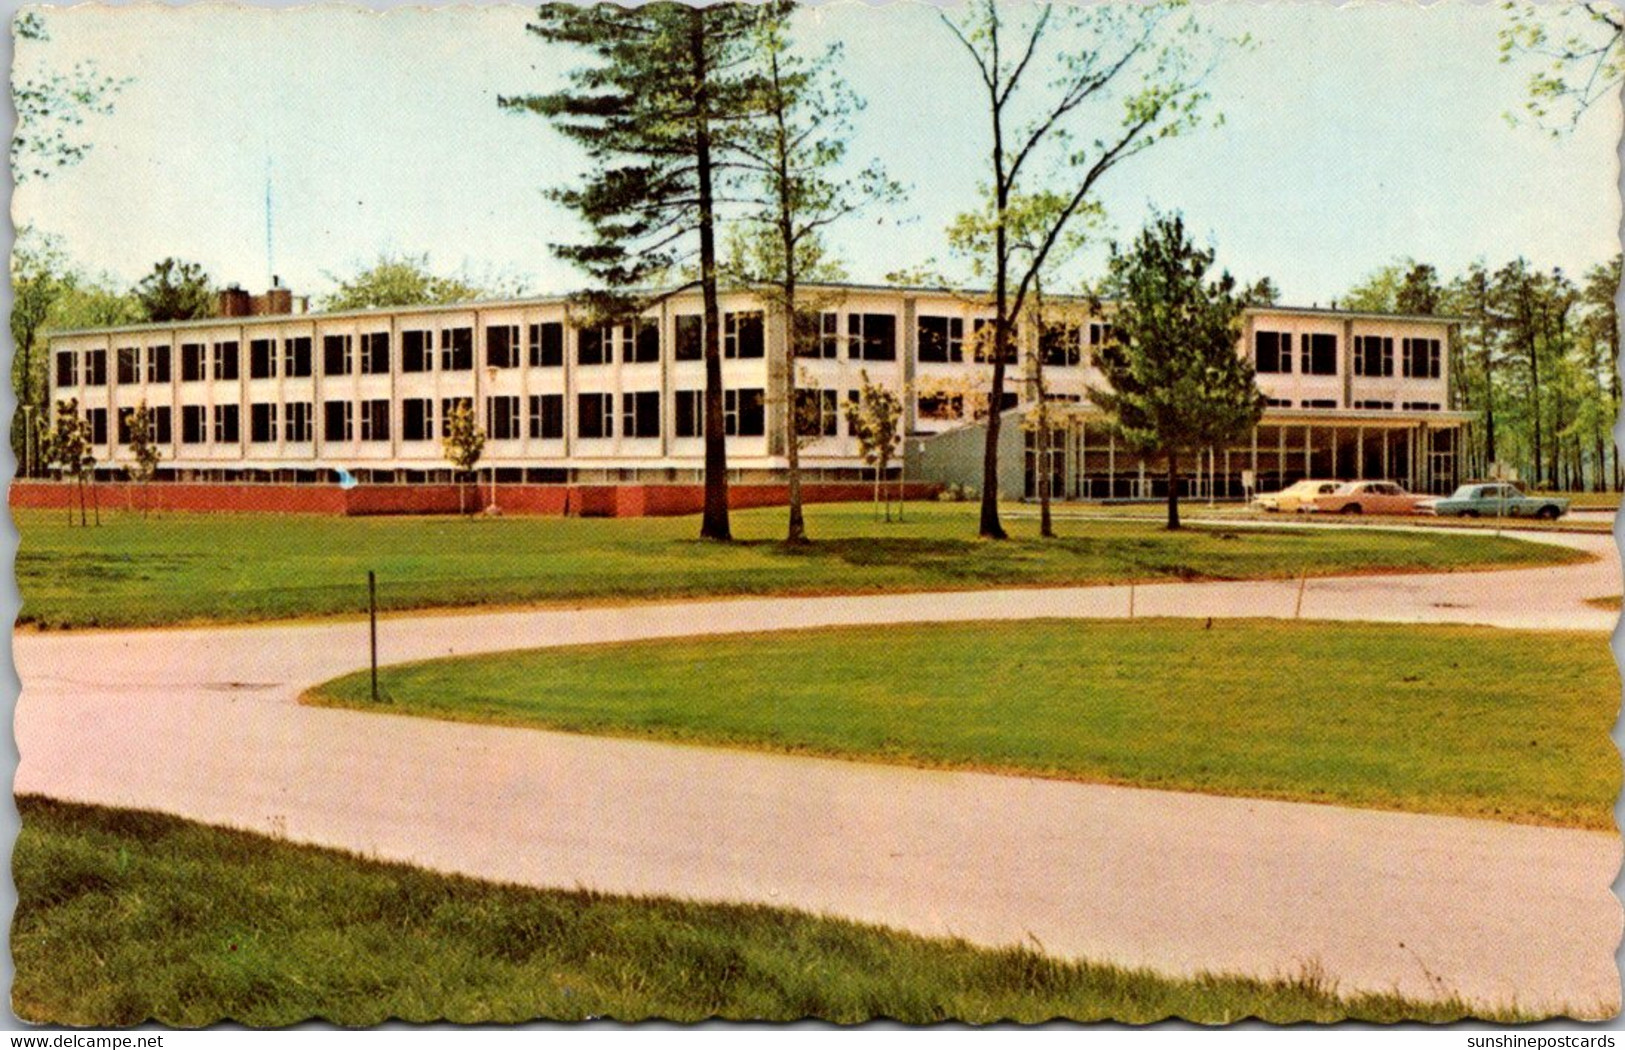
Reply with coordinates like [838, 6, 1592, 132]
[44, 283, 1468, 501]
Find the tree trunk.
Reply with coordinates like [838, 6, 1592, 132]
[691, 9, 730, 543]
[1165, 451, 1181, 531]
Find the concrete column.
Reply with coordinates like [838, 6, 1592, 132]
[1108, 430, 1116, 498]
[901, 297, 918, 436]
[1357, 426, 1364, 480]
[1277, 425, 1286, 487]
[1382, 429, 1390, 479]
[1303, 424, 1311, 476]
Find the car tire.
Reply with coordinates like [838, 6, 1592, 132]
[1537, 505, 1561, 520]
[1464, 510, 1479, 518]
[1341, 504, 1362, 515]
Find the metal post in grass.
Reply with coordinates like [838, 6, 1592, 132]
[368, 570, 379, 703]
[1294, 568, 1308, 620]
[1128, 581, 1135, 619]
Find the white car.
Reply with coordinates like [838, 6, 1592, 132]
[1250, 479, 1343, 513]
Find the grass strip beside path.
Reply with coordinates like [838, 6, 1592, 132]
[310, 620, 1620, 830]
[14, 797, 1525, 1025]
[16, 503, 1584, 630]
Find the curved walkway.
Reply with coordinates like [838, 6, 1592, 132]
[13, 527, 1622, 1016]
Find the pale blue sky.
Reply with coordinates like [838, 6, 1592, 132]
[13, 1, 1622, 306]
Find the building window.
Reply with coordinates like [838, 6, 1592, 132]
[577, 392, 614, 438]
[1088, 322, 1116, 349]
[725, 311, 765, 359]
[147, 345, 171, 384]
[578, 325, 615, 366]
[440, 328, 474, 371]
[1264, 397, 1292, 408]
[55, 350, 78, 388]
[918, 393, 963, 420]
[402, 331, 434, 373]
[284, 401, 313, 442]
[1354, 400, 1394, 410]
[1302, 398, 1339, 408]
[725, 388, 765, 436]
[1254, 331, 1292, 374]
[1402, 338, 1442, 379]
[1299, 333, 1338, 376]
[213, 341, 239, 381]
[213, 405, 240, 443]
[324, 400, 353, 442]
[440, 397, 474, 436]
[631, 320, 660, 363]
[150, 406, 172, 444]
[485, 395, 521, 440]
[528, 394, 564, 439]
[847, 313, 896, 361]
[361, 399, 390, 442]
[361, 332, 390, 374]
[116, 347, 140, 385]
[674, 390, 704, 437]
[486, 325, 519, 369]
[806, 310, 845, 359]
[250, 338, 277, 379]
[323, 335, 354, 376]
[529, 322, 564, 367]
[181, 344, 206, 382]
[1040, 323, 1084, 367]
[1353, 335, 1394, 377]
[917, 316, 963, 363]
[1402, 400, 1441, 412]
[622, 390, 660, 438]
[970, 318, 1017, 363]
[250, 403, 278, 443]
[283, 337, 314, 378]
[796, 389, 838, 436]
[402, 398, 435, 441]
[674, 316, 703, 362]
[182, 405, 207, 444]
[85, 408, 107, 445]
[116, 411, 132, 445]
[84, 349, 107, 386]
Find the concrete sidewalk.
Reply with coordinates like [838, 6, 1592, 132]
[13, 526, 1622, 1016]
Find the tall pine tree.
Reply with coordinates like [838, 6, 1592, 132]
[503, 2, 788, 541]
[1089, 214, 1263, 530]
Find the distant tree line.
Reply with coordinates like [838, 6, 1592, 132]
[1341, 255, 1621, 492]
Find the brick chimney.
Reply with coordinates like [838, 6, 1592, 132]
[217, 285, 252, 317]
[254, 276, 294, 317]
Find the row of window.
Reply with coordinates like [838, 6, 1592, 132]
[60, 312, 1142, 391]
[145, 389, 773, 447]
[1255, 332, 1444, 379]
[1263, 396, 1443, 411]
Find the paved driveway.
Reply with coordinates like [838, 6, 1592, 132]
[13, 527, 1622, 1016]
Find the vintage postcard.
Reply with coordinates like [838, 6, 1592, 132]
[8, 0, 1622, 1029]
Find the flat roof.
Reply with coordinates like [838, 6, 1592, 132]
[45, 281, 1461, 339]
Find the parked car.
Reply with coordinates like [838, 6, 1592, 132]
[1250, 479, 1343, 513]
[1312, 480, 1429, 515]
[1417, 483, 1568, 520]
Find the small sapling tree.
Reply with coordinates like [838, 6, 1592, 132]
[843, 371, 904, 522]
[440, 399, 486, 516]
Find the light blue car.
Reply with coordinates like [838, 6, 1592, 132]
[1418, 483, 1568, 520]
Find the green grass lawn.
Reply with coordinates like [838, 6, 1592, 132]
[310, 619, 1620, 830]
[14, 796, 1520, 1026]
[15, 502, 1583, 630]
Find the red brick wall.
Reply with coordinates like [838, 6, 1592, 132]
[10, 480, 941, 518]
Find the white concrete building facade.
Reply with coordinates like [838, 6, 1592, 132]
[45, 283, 1467, 497]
